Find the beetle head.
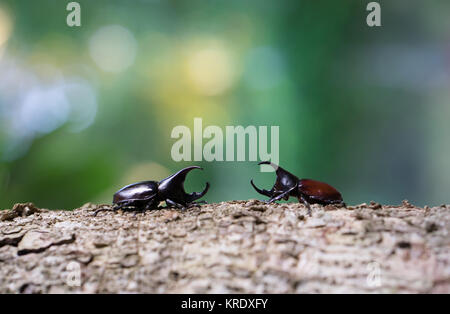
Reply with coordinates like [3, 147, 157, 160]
[250, 161, 299, 198]
[158, 166, 210, 205]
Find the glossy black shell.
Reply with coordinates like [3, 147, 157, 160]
[113, 181, 158, 205]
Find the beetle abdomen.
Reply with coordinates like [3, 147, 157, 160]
[113, 181, 158, 204]
[298, 179, 343, 204]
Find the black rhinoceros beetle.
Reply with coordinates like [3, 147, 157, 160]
[94, 166, 209, 216]
[251, 161, 344, 215]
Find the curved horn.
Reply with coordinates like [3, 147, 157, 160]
[252, 161, 299, 199]
[173, 166, 202, 180]
[187, 182, 210, 202]
[250, 179, 273, 197]
[258, 161, 299, 186]
[159, 165, 201, 185]
[158, 166, 209, 204]
[258, 161, 279, 169]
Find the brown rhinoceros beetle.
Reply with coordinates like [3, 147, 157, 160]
[251, 161, 344, 215]
[94, 166, 209, 215]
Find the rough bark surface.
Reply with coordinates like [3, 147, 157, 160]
[0, 200, 449, 293]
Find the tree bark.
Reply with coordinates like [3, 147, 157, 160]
[0, 200, 449, 293]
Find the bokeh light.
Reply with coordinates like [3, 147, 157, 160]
[17, 83, 70, 135]
[0, 6, 12, 47]
[244, 46, 286, 90]
[185, 41, 235, 96]
[0, 56, 97, 161]
[122, 162, 171, 186]
[64, 81, 98, 133]
[89, 25, 137, 73]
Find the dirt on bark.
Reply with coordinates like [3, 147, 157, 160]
[0, 200, 449, 293]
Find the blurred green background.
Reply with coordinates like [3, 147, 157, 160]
[1, 0, 449, 210]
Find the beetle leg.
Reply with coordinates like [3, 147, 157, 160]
[187, 200, 207, 207]
[250, 180, 274, 198]
[298, 195, 312, 216]
[143, 202, 155, 211]
[93, 201, 134, 216]
[142, 196, 159, 211]
[185, 200, 207, 209]
[93, 206, 110, 216]
[266, 185, 296, 203]
[93, 205, 118, 216]
[114, 201, 133, 211]
[93, 203, 122, 216]
[334, 200, 346, 208]
[165, 199, 186, 210]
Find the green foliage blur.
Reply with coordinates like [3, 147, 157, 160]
[1, 0, 450, 209]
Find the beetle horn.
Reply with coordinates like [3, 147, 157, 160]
[250, 179, 273, 197]
[187, 182, 210, 202]
[251, 161, 299, 197]
[258, 161, 289, 177]
[258, 161, 299, 184]
[158, 166, 209, 203]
